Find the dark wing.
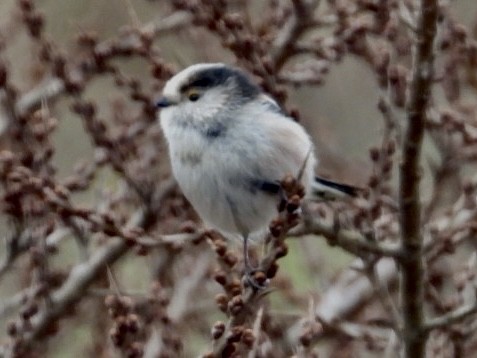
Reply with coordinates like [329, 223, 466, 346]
[313, 176, 361, 199]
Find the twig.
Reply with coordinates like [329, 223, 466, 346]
[319, 319, 393, 341]
[423, 301, 477, 333]
[14, 11, 191, 115]
[21, 236, 130, 344]
[247, 307, 264, 358]
[305, 218, 402, 258]
[0, 285, 42, 319]
[270, 0, 319, 69]
[0, 228, 32, 279]
[364, 263, 402, 330]
[399, 0, 439, 356]
[15, 78, 64, 116]
[286, 257, 398, 348]
[143, 11, 191, 37]
[4, 177, 176, 352]
[136, 231, 205, 247]
[166, 251, 211, 323]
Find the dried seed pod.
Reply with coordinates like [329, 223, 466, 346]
[228, 295, 244, 316]
[211, 321, 226, 339]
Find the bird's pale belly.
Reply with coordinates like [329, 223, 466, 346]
[172, 160, 278, 237]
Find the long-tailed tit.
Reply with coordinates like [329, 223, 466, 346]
[157, 63, 357, 284]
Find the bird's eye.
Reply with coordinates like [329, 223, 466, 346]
[187, 90, 200, 102]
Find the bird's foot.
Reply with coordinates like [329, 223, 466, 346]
[243, 268, 269, 291]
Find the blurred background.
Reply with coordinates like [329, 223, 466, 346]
[0, 0, 477, 357]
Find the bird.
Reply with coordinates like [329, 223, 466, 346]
[157, 63, 357, 286]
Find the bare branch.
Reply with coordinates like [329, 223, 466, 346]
[14, 11, 191, 115]
[399, 0, 440, 356]
[22, 237, 129, 344]
[271, 0, 319, 69]
[303, 218, 402, 258]
[424, 301, 477, 333]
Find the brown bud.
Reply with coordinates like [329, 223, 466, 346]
[215, 293, 229, 312]
[452, 24, 467, 42]
[21, 303, 38, 320]
[266, 262, 279, 278]
[71, 100, 96, 118]
[386, 140, 396, 155]
[179, 220, 197, 233]
[0, 150, 14, 166]
[105, 295, 118, 309]
[221, 343, 236, 357]
[269, 218, 285, 237]
[388, 64, 407, 108]
[214, 240, 227, 256]
[241, 328, 255, 347]
[26, 11, 45, 38]
[289, 108, 301, 122]
[77, 31, 98, 47]
[228, 295, 244, 316]
[224, 251, 238, 267]
[18, 0, 33, 11]
[223, 13, 244, 30]
[275, 242, 289, 259]
[109, 327, 122, 346]
[213, 269, 228, 286]
[228, 279, 242, 296]
[227, 325, 244, 343]
[300, 331, 313, 347]
[369, 147, 380, 162]
[7, 320, 17, 336]
[382, 160, 393, 174]
[211, 321, 226, 339]
[463, 180, 474, 196]
[118, 295, 132, 308]
[127, 342, 144, 358]
[134, 244, 149, 256]
[252, 270, 268, 286]
[125, 313, 140, 333]
[287, 212, 300, 227]
[370, 203, 381, 220]
[286, 195, 301, 213]
[368, 174, 379, 189]
[280, 174, 296, 192]
[0, 61, 7, 87]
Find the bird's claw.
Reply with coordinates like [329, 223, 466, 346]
[243, 268, 269, 291]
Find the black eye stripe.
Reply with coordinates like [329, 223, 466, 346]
[179, 66, 260, 100]
[185, 67, 233, 90]
[188, 76, 217, 88]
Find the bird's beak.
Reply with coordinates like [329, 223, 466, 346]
[156, 97, 174, 108]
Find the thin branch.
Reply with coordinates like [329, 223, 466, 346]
[319, 319, 393, 341]
[166, 251, 211, 323]
[14, 11, 191, 115]
[0, 285, 41, 319]
[423, 301, 477, 333]
[143, 11, 191, 37]
[136, 231, 205, 247]
[248, 306, 264, 358]
[364, 263, 402, 330]
[399, 0, 439, 356]
[270, 0, 319, 69]
[22, 236, 129, 343]
[304, 218, 402, 259]
[15, 78, 64, 116]
[286, 258, 398, 347]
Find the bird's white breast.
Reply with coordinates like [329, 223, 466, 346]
[160, 103, 316, 238]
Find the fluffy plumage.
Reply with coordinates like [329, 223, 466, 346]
[158, 63, 316, 238]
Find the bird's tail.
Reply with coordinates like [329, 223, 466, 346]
[312, 176, 361, 200]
